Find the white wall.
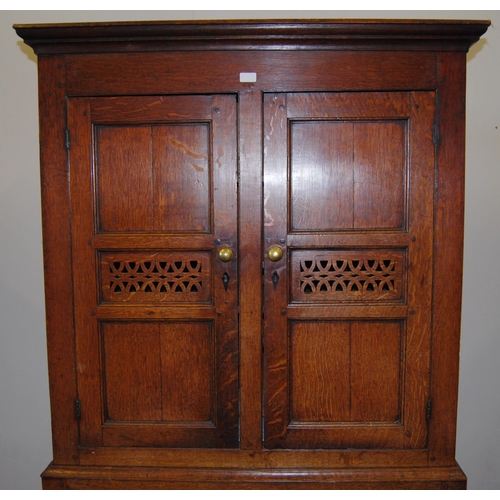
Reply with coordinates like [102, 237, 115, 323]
[1, 10, 499, 490]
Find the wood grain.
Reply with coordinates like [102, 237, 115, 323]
[238, 91, 263, 450]
[64, 51, 438, 96]
[153, 124, 210, 232]
[103, 322, 162, 422]
[263, 90, 432, 451]
[37, 56, 80, 464]
[353, 121, 405, 229]
[14, 18, 489, 490]
[41, 463, 467, 489]
[428, 52, 467, 465]
[96, 125, 153, 232]
[15, 18, 489, 54]
[291, 322, 350, 423]
[350, 321, 401, 421]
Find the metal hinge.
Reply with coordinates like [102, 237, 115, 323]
[433, 123, 440, 146]
[75, 399, 81, 421]
[65, 129, 71, 150]
[426, 399, 432, 422]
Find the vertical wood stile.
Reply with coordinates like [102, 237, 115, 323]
[428, 52, 468, 465]
[38, 56, 80, 464]
[238, 91, 263, 450]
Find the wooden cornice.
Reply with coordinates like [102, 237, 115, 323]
[14, 18, 491, 55]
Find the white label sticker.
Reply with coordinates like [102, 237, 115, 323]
[240, 72, 257, 83]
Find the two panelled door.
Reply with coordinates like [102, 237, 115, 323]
[263, 92, 435, 450]
[69, 90, 435, 452]
[69, 95, 239, 448]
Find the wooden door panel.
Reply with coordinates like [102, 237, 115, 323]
[103, 322, 163, 422]
[263, 91, 434, 450]
[152, 124, 210, 232]
[291, 121, 352, 230]
[96, 123, 211, 233]
[352, 122, 405, 229]
[290, 120, 406, 231]
[291, 321, 402, 425]
[103, 322, 213, 425]
[159, 322, 213, 422]
[290, 321, 350, 423]
[349, 321, 402, 422]
[70, 94, 238, 449]
[96, 126, 153, 232]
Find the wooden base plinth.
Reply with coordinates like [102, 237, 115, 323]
[42, 463, 467, 489]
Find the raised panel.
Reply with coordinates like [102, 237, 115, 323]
[290, 321, 402, 425]
[160, 322, 213, 422]
[350, 321, 402, 422]
[102, 321, 214, 424]
[103, 322, 162, 422]
[153, 124, 210, 232]
[290, 120, 406, 231]
[291, 322, 350, 423]
[95, 123, 211, 233]
[353, 122, 406, 229]
[96, 125, 153, 232]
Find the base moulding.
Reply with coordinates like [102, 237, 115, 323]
[42, 463, 467, 489]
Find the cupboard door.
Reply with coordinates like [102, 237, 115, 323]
[69, 95, 239, 448]
[263, 92, 435, 450]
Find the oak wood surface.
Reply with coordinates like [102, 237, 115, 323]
[263, 90, 434, 451]
[69, 94, 239, 449]
[64, 51, 438, 96]
[238, 90, 264, 450]
[428, 52, 468, 466]
[14, 18, 489, 54]
[37, 56, 79, 465]
[13, 18, 489, 489]
[40, 463, 467, 489]
[79, 447, 430, 468]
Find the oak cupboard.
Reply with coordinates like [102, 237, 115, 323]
[14, 19, 489, 489]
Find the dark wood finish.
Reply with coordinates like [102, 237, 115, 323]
[40, 463, 466, 489]
[428, 52, 468, 466]
[263, 90, 434, 451]
[238, 90, 264, 451]
[14, 18, 489, 489]
[78, 446, 429, 468]
[37, 56, 79, 465]
[96, 125, 153, 232]
[69, 94, 238, 449]
[63, 51, 438, 96]
[103, 322, 164, 421]
[14, 18, 489, 53]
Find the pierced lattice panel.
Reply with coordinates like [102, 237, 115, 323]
[291, 250, 405, 302]
[100, 252, 211, 303]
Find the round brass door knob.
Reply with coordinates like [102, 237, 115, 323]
[267, 246, 283, 262]
[218, 247, 234, 262]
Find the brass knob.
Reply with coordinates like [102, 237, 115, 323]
[267, 246, 283, 262]
[218, 247, 233, 262]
